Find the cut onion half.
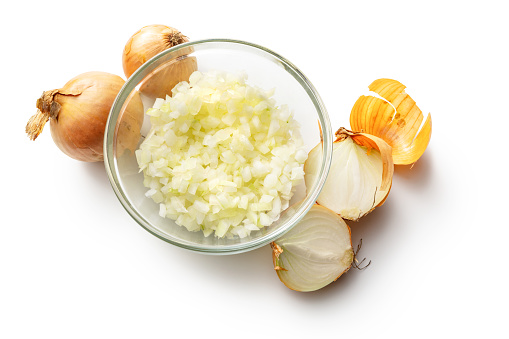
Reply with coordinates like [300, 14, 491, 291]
[305, 128, 394, 221]
[271, 204, 353, 292]
[350, 78, 432, 165]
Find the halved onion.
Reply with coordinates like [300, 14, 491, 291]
[271, 204, 353, 292]
[350, 78, 432, 165]
[305, 128, 394, 221]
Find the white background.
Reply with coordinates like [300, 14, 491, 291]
[1, 1, 508, 338]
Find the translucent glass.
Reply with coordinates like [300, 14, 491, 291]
[104, 39, 332, 254]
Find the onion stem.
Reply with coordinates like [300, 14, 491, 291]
[25, 109, 49, 141]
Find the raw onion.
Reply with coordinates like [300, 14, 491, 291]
[271, 204, 353, 292]
[122, 24, 197, 99]
[305, 128, 393, 220]
[136, 70, 307, 238]
[26, 72, 144, 162]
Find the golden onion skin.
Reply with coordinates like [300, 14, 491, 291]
[350, 79, 432, 165]
[122, 24, 189, 79]
[122, 24, 197, 99]
[122, 25, 198, 98]
[29, 72, 143, 162]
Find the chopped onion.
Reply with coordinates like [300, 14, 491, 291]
[136, 71, 306, 238]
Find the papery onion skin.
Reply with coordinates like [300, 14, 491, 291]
[26, 72, 143, 162]
[271, 204, 353, 292]
[350, 78, 432, 165]
[122, 24, 197, 99]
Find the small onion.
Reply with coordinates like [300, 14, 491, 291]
[25, 72, 144, 162]
[305, 128, 394, 221]
[122, 24, 197, 99]
[271, 204, 353, 292]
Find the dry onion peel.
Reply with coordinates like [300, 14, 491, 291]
[122, 24, 197, 99]
[305, 128, 394, 221]
[271, 204, 353, 292]
[350, 78, 432, 165]
[26, 72, 143, 162]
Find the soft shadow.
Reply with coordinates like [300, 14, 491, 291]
[344, 195, 400, 261]
[393, 150, 434, 189]
[171, 241, 366, 302]
[80, 161, 110, 186]
[168, 243, 274, 289]
[78, 161, 119, 208]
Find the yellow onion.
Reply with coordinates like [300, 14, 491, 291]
[271, 204, 353, 292]
[26, 72, 143, 162]
[122, 24, 197, 99]
[305, 128, 394, 221]
[350, 78, 432, 165]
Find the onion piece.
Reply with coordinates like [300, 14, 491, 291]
[271, 204, 353, 292]
[305, 128, 394, 221]
[136, 70, 306, 238]
[350, 78, 432, 165]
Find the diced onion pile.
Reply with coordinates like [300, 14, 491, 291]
[136, 71, 307, 238]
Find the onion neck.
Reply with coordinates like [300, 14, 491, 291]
[166, 32, 186, 47]
[25, 90, 61, 141]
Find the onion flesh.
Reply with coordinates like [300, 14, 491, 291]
[271, 204, 353, 292]
[136, 70, 306, 238]
[304, 128, 393, 220]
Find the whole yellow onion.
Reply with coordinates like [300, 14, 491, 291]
[26, 72, 143, 162]
[122, 24, 197, 99]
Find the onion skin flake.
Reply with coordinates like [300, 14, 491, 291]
[136, 70, 307, 239]
[350, 78, 432, 165]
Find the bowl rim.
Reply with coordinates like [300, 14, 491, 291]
[104, 38, 333, 254]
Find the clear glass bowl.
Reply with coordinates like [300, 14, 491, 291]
[104, 39, 332, 255]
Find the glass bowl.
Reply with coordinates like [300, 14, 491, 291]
[104, 39, 332, 255]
